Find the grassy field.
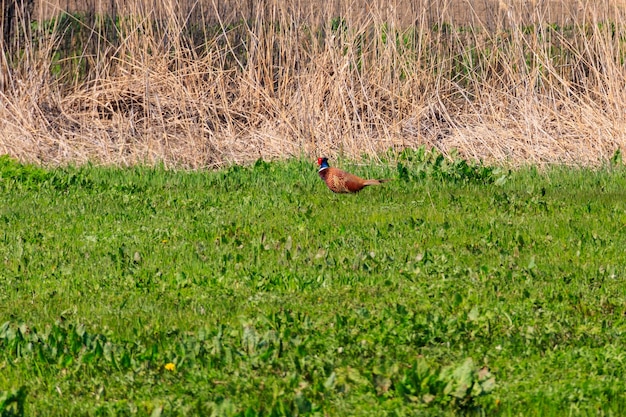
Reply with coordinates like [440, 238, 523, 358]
[2, 151, 626, 415]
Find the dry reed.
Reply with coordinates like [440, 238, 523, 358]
[1, 0, 626, 167]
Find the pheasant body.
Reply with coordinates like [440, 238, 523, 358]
[317, 157, 388, 193]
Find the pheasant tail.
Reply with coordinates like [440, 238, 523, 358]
[362, 179, 390, 186]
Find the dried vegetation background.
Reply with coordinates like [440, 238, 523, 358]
[1, 0, 626, 167]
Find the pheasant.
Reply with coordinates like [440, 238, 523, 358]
[317, 157, 389, 193]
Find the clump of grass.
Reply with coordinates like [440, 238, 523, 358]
[1, 0, 626, 167]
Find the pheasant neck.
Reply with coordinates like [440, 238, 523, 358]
[318, 166, 329, 173]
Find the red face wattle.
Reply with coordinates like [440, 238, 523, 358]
[317, 157, 323, 166]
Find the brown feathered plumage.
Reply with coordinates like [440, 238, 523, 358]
[317, 157, 389, 193]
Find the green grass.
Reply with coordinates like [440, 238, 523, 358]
[2, 151, 626, 416]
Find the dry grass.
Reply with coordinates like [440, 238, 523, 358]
[1, 0, 626, 167]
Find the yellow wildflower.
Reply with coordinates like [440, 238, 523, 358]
[164, 362, 176, 371]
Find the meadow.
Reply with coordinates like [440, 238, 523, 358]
[2, 1, 626, 415]
[2, 151, 626, 415]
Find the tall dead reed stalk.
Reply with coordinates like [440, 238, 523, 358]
[1, 0, 626, 167]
